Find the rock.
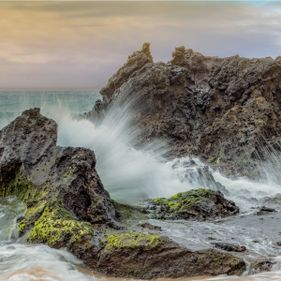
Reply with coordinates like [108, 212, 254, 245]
[256, 206, 277, 216]
[213, 242, 246, 252]
[250, 260, 275, 274]
[86, 44, 281, 178]
[0, 109, 246, 279]
[97, 231, 246, 279]
[0, 108, 117, 241]
[138, 222, 162, 231]
[146, 188, 239, 220]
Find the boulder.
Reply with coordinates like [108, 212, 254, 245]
[97, 231, 246, 279]
[146, 188, 239, 220]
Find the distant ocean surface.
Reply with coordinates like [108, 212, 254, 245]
[0, 90, 100, 128]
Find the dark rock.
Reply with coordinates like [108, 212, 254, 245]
[213, 242, 246, 252]
[0, 108, 117, 228]
[250, 260, 275, 274]
[97, 231, 246, 279]
[146, 188, 239, 220]
[257, 206, 277, 216]
[138, 222, 162, 231]
[86, 44, 281, 178]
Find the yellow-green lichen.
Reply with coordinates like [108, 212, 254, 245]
[106, 231, 160, 250]
[27, 206, 93, 247]
[151, 188, 212, 214]
[0, 177, 48, 206]
[18, 200, 47, 234]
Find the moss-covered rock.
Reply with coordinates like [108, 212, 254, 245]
[98, 231, 246, 279]
[147, 188, 239, 220]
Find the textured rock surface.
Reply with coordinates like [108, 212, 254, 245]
[86, 44, 281, 177]
[0, 108, 117, 228]
[97, 231, 246, 279]
[146, 188, 239, 220]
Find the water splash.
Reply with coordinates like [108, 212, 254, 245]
[0, 244, 96, 281]
[2, 91, 281, 208]
[53, 104, 191, 203]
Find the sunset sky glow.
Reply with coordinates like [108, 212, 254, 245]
[1, 1, 281, 89]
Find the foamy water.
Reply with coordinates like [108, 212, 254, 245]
[1, 91, 281, 281]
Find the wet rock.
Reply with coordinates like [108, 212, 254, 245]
[146, 188, 239, 220]
[138, 222, 162, 231]
[0, 108, 117, 240]
[97, 231, 246, 279]
[257, 206, 277, 216]
[250, 259, 275, 274]
[86, 44, 281, 178]
[213, 242, 246, 252]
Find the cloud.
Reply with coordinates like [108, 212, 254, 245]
[0, 1, 281, 89]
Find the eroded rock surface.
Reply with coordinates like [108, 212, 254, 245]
[86, 43, 281, 177]
[0, 108, 117, 228]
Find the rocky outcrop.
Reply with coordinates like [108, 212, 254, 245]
[0, 109, 247, 279]
[146, 188, 239, 220]
[0, 108, 117, 229]
[86, 44, 281, 177]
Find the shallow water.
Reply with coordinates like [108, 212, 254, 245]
[1, 91, 281, 281]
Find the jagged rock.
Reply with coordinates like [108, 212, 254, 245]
[0, 108, 117, 244]
[86, 44, 281, 178]
[138, 222, 162, 231]
[146, 188, 239, 220]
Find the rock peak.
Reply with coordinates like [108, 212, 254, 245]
[141, 42, 153, 63]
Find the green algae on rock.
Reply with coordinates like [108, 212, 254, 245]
[28, 205, 93, 247]
[106, 231, 160, 250]
[147, 188, 239, 220]
[98, 232, 246, 279]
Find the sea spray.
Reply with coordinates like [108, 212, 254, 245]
[1, 91, 281, 208]
[53, 104, 192, 203]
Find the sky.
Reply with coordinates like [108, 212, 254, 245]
[1, 1, 281, 89]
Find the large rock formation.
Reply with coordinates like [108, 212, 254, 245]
[0, 108, 117, 228]
[86, 43, 281, 177]
[0, 108, 247, 279]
